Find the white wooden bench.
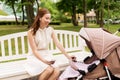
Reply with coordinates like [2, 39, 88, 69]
[0, 30, 92, 80]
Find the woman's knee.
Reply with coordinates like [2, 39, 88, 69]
[53, 68, 60, 75]
[46, 66, 54, 74]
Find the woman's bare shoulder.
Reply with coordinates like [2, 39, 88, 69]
[27, 29, 33, 35]
[48, 26, 55, 32]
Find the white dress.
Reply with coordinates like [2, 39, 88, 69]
[24, 27, 56, 76]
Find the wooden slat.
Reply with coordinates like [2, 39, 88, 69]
[15, 38, 19, 55]
[74, 35, 77, 47]
[64, 34, 68, 49]
[21, 36, 25, 54]
[69, 34, 72, 48]
[1, 41, 5, 57]
[8, 39, 12, 56]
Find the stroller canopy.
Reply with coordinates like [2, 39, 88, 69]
[79, 28, 120, 59]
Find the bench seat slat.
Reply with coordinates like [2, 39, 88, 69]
[0, 54, 27, 62]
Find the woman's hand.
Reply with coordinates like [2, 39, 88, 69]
[69, 57, 79, 71]
[45, 60, 56, 65]
[70, 55, 77, 62]
[50, 60, 55, 64]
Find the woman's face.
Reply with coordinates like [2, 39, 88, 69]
[40, 13, 51, 27]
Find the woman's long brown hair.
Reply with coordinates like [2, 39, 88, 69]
[30, 8, 50, 35]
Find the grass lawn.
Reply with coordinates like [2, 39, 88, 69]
[0, 23, 120, 36]
[0, 25, 28, 36]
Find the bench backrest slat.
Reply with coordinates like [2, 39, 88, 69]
[15, 37, 19, 55]
[8, 39, 12, 56]
[64, 34, 68, 48]
[0, 30, 86, 62]
[1, 40, 5, 57]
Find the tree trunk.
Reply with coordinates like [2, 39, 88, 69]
[100, 0, 104, 28]
[71, 5, 78, 26]
[83, 0, 87, 27]
[12, 4, 19, 24]
[95, 10, 100, 24]
[36, 0, 39, 9]
[21, 0, 25, 25]
[25, 0, 35, 28]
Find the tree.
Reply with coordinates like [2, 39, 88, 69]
[83, 0, 87, 27]
[40, 0, 59, 21]
[24, 0, 35, 28]
[99, 0, 104, 27]
[0, 0, 36, 27]
[3, 0, 19, 24]
[36, 0, 39, 9]
[21, 0, 25, 25]
[17, 0, 39, 26]
[88, 0, 120, 27]
[57, 0, 82, 26]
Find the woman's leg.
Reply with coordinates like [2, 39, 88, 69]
[48, 68, 60, 80]
[39, 66, 54, 80]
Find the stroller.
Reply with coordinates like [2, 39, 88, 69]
[59, 28, 120, 80]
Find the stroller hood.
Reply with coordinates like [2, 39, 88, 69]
[79, 28, 120, 59]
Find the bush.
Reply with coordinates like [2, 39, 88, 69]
[0, 21, 28, 25]
[50, 21, 61, 25]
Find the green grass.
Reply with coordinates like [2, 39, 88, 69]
[0, 23, 120, 36]
[0, 25, 28, 36]
[52, 23, 120, 36]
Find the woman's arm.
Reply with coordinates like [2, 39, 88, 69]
[51, 30, 72, 60]
[27, 30, 52, 65]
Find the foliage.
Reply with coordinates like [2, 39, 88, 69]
[0, 0, 120, 27]
[56, 0, 82, 13]
[102, 0, 120, 19]
[0, 21, 28, 25]
[56, 0, 82, 26]
[40, 0, 60, 21]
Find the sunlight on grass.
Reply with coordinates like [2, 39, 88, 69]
[0, 25, 28, 36]
[0, 23, 120, 36]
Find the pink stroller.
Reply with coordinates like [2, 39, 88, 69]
[59, 28, 120, 80]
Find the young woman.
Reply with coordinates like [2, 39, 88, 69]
[24, 8, 74, 80]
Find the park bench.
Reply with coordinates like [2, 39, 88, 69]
[0, 30, 92, 80]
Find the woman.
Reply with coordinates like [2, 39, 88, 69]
[24, 8, 73, 80]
